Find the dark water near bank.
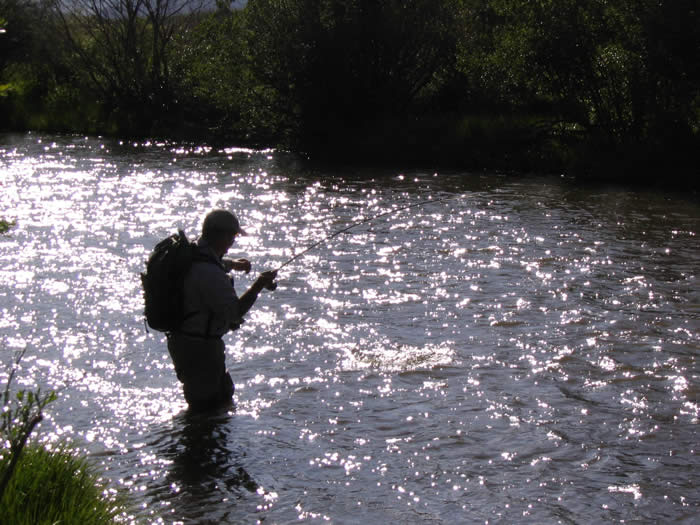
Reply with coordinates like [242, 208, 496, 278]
[1, 133, 698, 523]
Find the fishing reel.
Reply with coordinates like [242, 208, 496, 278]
[261, 269, 278, 291]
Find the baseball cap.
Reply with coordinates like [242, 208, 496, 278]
[202, 209, 247, 236]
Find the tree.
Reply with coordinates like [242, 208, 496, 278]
[169, 7, 260, 140]
[0, 0, 54, 74]
[458, 0, 700, 144]
[245, 0, 461, 147]
[53, 0, 206, 134]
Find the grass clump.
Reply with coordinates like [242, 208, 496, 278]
[1, 348, 130, 523]
[0, 442, 129, 524]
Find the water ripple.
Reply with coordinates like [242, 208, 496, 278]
[0, 134, 698, 523]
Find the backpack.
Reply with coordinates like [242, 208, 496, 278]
[141, 230, 197, 332]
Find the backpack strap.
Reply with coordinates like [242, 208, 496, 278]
[183, 244, 223, 339]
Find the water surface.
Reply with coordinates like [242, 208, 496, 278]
[1, 134, 698, 523]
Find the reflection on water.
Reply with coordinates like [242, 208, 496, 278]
[153, 409, 263, 522]
[0, 133, 698, 523]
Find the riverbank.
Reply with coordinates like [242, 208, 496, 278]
[2, 112, 697, 191]
[0, 444, 129, 524]
[291, 114, 699, 189]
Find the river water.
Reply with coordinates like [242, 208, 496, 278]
[0, 133, 698, 523]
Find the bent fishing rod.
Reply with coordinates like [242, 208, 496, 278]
[270, 194, 462, 278]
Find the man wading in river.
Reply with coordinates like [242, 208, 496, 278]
[167, 209, 277, 411]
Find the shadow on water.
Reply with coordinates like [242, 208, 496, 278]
[149, 407, 260, 523]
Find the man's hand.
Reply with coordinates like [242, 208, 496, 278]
[230, 318, 244, 331]
[223, 258, 251, 273]
[256, 270, 278, 291]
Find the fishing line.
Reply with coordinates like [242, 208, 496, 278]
[274, 194, 463, 272]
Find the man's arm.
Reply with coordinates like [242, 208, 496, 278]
[237, 271, 277, 318]
[223, 258, 251, 274]
[197, 264, 243, 327]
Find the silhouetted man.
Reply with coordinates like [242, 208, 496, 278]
[167, 209, 276, 411]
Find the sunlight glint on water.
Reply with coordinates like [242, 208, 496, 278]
[0, 134, 698, 523]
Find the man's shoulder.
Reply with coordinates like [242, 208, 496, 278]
[193, 240, 224, 268]
[190, 256, 225, 277]
[185, 260, 230, 298]
[193, 250, 222, 268]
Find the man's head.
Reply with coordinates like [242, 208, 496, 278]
[202, 209, 246, 256]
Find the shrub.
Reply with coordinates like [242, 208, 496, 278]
[0, 219, 15, 234]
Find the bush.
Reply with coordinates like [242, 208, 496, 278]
[0, 219, 15, 234]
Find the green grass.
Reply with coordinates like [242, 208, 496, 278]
[0, 443, 130, 524]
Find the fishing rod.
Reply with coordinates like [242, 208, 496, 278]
[272, 194, 462, 274]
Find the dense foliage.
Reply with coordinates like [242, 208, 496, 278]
[1, 0, 698, 182]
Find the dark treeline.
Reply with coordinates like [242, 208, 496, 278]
[1, 0, 698, 184]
